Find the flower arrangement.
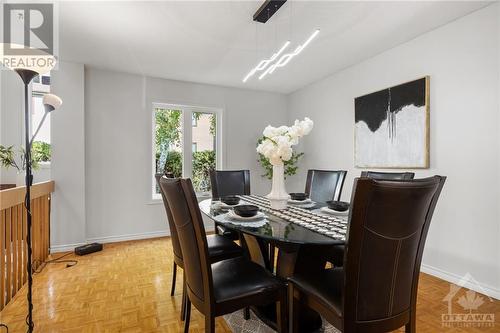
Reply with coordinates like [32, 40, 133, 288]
[256, 117, 314, 166]
[256, 118, 314, 209]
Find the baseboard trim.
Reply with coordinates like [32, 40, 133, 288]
[421, 263, 500, 300]
[86, 230, 170, 244]
[50, 242, 86, 253]
[50, 230, 171, 253]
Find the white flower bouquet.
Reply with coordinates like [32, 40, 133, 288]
[256, 118, 314, 209]
[256, 117, 314, 166]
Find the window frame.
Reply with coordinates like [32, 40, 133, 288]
[151, 102, 223, 200]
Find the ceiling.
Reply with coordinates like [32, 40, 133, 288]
[58, 1, 491, 93]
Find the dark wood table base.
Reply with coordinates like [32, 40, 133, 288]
[242, 234, 330, 332]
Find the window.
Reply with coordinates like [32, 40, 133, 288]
[31, 73, 51, 164]
[153, 103, 222, 199]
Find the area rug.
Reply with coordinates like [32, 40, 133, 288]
[223, 310, 341, 333]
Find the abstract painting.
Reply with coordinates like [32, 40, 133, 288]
[355, 77, 429, 168]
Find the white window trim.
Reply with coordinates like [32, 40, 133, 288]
[151, 102, 224, 201]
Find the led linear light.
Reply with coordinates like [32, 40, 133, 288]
[259, 29, 320, 80]
[242, 41, 290, 83]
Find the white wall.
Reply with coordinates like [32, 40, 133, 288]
[50, 62, 87, 250]
[288, 4, 500, 297]
[84, 68, 287, 242]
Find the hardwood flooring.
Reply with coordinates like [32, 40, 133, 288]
[0, 237, 498, 332]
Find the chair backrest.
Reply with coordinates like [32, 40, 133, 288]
[343, 176, 445, 331]
[360, 171, 415, 180]
[210, 170, 250, 198]
[155, 173, 183, 262]
[159, 177, 214, 309]
[305, 170, 347, 203]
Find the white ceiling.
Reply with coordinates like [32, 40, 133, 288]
[58, 1, 491, 93]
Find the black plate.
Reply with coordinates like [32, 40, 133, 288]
[221, 196, 240, 205]
[290, 192, 308, 201]
[326, 201, 350, 212]
[233, 205, 259, 217]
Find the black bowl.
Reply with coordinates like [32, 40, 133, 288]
[221, 196, 240, 206]
[233, 205, 259, 218]
[326, 201, 350, 212]
[290, 192, 308, 201]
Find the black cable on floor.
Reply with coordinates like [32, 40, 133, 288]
[33, 252, 78, 274]
[0, 323, 8, 332]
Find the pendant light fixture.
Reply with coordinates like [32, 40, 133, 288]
[243, 0, 320, 82]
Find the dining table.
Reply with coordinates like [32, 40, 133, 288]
[199, 195, 349, 332]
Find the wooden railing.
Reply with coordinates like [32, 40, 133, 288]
[0, 181, 54, 310]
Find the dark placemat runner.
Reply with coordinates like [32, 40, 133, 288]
[238, 195, 347, 241]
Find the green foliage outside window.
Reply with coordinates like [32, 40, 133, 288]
[155, 109, 216, 193]
[161, 150, 182, 178]
[192, 150, 216, 192]
[32, 141, 51, 162]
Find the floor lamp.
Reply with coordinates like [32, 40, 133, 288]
[7, 60, 61, 332]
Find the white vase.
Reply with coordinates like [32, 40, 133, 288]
[266, 163, 290, 210]
[16, 172, 25, 187]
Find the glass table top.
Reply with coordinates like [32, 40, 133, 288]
[199, 196, 347, 245]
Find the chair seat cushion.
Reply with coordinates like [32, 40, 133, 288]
[207, 234, 242, 262]
[289, 267, 344, 317]
[212, 257, 284, 304]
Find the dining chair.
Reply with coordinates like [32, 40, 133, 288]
[289, 176, 446, 333]
[210, 169, 251, 239]
[329, 171, 416, 267]
[360, 170, 415, 180]
[155, 174, 243, 321]
[305, 169, 347, 203]
[210, 169, 251, 198]
[161, 177, 288, 333]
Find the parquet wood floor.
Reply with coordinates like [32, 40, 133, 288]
[0, 237, 498, 332]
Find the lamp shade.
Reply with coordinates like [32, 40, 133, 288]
[43, 94, 62, 111]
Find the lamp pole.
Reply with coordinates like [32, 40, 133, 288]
[15, 68, 38, 333]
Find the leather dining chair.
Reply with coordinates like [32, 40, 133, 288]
[305, 170, 347, 203]
[360, 170, 415, 180]
[155, 174, 243, 321]
[210, 169, 251, 199]
[210, 170, 250, 238]
[161, 177, 288, 333]
[329, 171, 416, 267]
[289, 176, 446, 333]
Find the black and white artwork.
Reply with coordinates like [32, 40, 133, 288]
[355, 77, 429, 168]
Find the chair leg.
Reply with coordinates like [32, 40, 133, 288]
[269, 244, 275, 273]
[205, 315, 215, 333]
[171, 262, 177, 296]
[243, 307, 250, 320]
[180, 275, 186, 321]
[405, 312, 416, 333]
[288, 283, 299, 333]
[277, 290, 288, 333]
[184, 298, 191, 333]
